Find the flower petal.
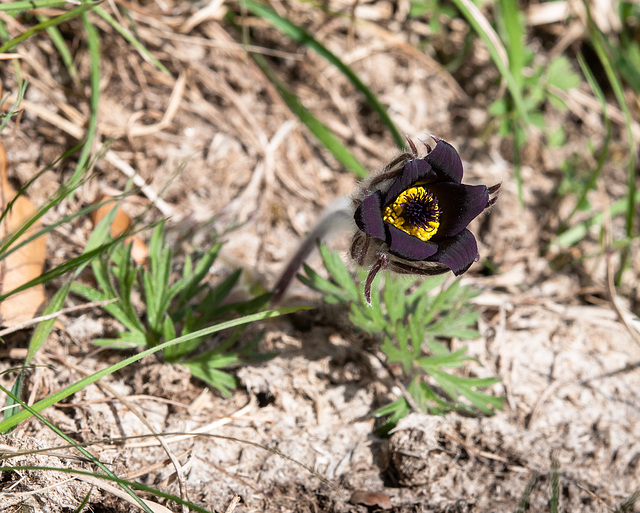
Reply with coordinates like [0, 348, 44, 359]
[388, 224, 438, 261]
[425, 182, 489, 240]
[427, 228, 478, 274]
[383, 159, 437, 207]
[425, 140, 464, 183]
[354, 190, 387, 240]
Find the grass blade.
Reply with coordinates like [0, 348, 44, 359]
[2, 370, 23, 429]
[0, 0, 75, 12]
[615, 490, 640, 513]
[37, 16, 80, 88]
[252, 52, 368, 178]
[0, 81, 27, 133]
[553, 188, 640, 248]
[68, 13, 101, 188]
[563, 52, 611, 224]
[515, 472, 539, 513]
[0, 384, 155, 513]
[243, 0, 404, 148]
[586, 7, 636, 282]
[0, 465, 224, 513]
[0, 2, 97, 53]
[451, 0, 529, 125]
[497, 0, 525, 88]
[25, 284, 71, 364]
[0, 306, 308, 432]
[94, 6, 169, 74]
[549, 458, 560, 513]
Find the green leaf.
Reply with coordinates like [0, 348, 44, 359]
[429, 369, 503, 414]
[36, 15, 79, 88]
[148, 221, 164, 274]
[201, 269, 241, 314]
[0, 0, 80, 12]
[381, 334, 412, 371]
[411, 379, 455, 415]
[162, 316, 179, 361]
[141, 270, 158, 336]
[497, 0, 526, 87]
[177, 243, 222, 310]
[546, 56, 580, 91]
[548, 94, 568, 111]
[561, 52, 611, 225]
[117, 243, 145, 333]
[69, 12, 100, 190]
[374, 397, 411, 435]
[71, 282, 143, 335]
[417, 348, 475, 369]
[183, 353, 239, 397]
[553, 189, 640, 248]
[92, 256, 116, 299]
[383, 276, 407, 327]
[586, 7, 635, 281]
[425, 339, 450, 357]
[529, 112, 546, 129]
[302, 244, 501, 425]
[22, 191, 131, 363]
[547, 126, 566, 147]
[488, 98, 508, 116]
[298, 264, 352, 304]
[320, 244, 359, 302]
[348, 304, 383, 334]
[176, 308, 209, 355]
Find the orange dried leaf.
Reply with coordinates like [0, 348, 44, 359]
[129, 234, 149, 266]
[91, 195, 148, 265]
[0, 141, 47, 327]
[92, 195, 132, 237]
[349, 490, 393, 510]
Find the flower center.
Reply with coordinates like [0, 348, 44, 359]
[382, 186, 440, 242]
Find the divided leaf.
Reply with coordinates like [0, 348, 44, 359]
[300, 244, 503, 428]
[72, 219, 262, 396]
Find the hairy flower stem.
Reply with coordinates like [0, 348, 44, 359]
[364, 252, 388, 305]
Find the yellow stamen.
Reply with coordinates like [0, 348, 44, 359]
[383, 186, 440, 242]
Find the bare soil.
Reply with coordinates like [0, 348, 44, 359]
[1, 1, 639, 512]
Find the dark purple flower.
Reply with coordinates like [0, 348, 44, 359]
[351, 137, 499, 303]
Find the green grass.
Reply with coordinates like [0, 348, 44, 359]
[584, 5, 636, 284]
